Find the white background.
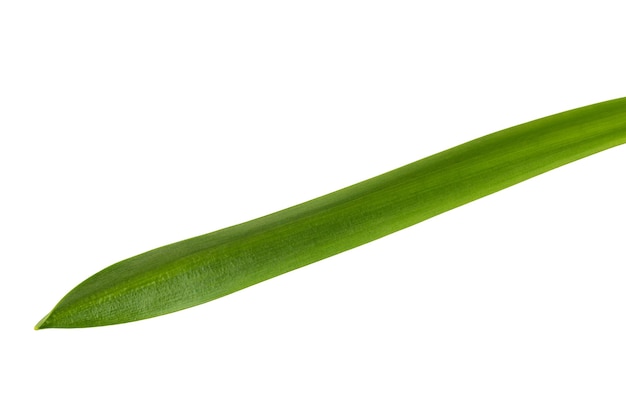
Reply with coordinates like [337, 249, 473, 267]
[1, 1, 625, 416]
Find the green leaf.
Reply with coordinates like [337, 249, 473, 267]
[35, 97, 626, 329]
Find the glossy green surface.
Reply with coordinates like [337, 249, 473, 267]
[36, 98, 626, 329]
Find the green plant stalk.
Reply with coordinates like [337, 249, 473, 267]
[36, 98, 626, 329]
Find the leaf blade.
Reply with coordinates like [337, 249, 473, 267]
[36, 97, 626, 329]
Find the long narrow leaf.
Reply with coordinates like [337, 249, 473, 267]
[36, 97, 626, 329]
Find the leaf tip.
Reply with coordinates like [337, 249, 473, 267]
[34, 311, 53, 330]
